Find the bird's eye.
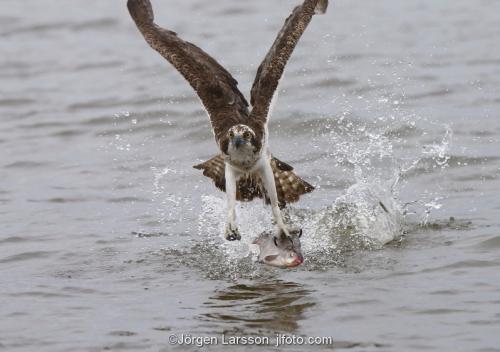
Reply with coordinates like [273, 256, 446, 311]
[273, 237, 278, 247]
[289, 253, 295, 257]
[244, 132, 250, 139]
[229, 131, 234, 138]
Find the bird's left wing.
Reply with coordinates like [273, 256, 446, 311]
[249, 0, 328, 134]
[127, 0, 249, 148]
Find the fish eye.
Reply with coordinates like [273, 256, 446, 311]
[289, 253, 295, 257]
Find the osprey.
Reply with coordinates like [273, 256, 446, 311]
[128, 0, 328, 240]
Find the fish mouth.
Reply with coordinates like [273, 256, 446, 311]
[284, 255, 304, 268]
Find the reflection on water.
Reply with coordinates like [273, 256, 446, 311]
[200, 281, 315, 334]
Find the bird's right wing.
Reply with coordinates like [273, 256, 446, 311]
[127, 0, 249, 148]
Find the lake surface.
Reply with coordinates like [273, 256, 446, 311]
[1, 0, 500, 351]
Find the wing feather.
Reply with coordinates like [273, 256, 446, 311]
[249, 0, 328, 134]
[127, 0, 249, 148]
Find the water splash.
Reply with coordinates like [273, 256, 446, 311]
[112, 104, 453, 278]
[151, 166, 183, 223]
[422, 125, 453, 167]
[185, 114, 453, 277]
[193, 181, 402, 276]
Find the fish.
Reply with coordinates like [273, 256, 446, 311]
[252, 230, 304, 268]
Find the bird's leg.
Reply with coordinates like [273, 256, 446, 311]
[260, 158, 299, 239]
[224, 163, 241, 241]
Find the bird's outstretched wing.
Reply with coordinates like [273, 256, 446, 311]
[127, 0, 249, 148]
[249, 0, 328, 132]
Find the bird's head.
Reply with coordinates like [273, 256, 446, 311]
[226, 124, 258, 152]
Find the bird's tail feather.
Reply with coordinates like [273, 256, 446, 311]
[193, 155, 314, 208]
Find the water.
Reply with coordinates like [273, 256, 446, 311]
[1, 0, 500, 351]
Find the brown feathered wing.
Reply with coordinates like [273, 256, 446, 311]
[248, 0, 328, 140]
[127, 0, 249, 150]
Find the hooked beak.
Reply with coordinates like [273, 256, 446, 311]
[232, 136, 246, 148]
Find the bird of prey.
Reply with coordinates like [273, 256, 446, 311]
[128, 0, 328, 241]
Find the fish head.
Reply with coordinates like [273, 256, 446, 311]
[252, 231, 304, 268]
